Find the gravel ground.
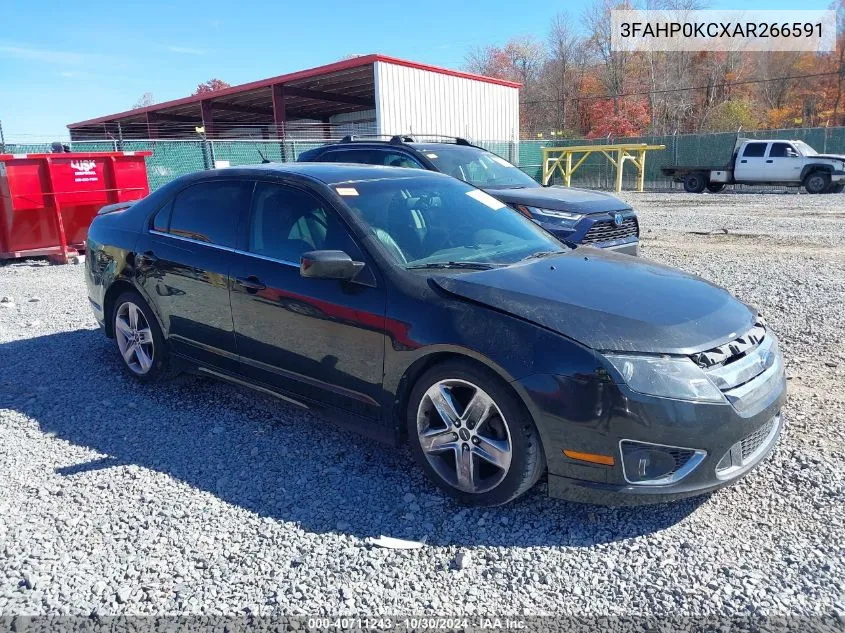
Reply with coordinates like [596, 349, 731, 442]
[0, 191, 843, 621]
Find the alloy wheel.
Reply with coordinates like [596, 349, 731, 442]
[416, 379, 513, 494]
[114, 301, 155, 375]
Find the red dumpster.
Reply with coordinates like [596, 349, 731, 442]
[0, 151, 152, 263]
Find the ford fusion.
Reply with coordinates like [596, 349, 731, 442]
[86, 164, 786, 506]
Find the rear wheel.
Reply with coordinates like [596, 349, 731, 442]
[112, 291, 171, 382]
[804, 171, 830, 194]
[407, 360, 545, 506]
[826, 183, 844, 194]
[683, 172, 707, 193]
[706, 183, 725, 193]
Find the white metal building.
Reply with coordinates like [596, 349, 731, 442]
[68, 55, 521, 143]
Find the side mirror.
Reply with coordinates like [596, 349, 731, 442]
[300, 250, 365, 281]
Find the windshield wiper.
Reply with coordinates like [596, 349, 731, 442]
[519, 250, 563, 262]
[406, 261, 498, 270]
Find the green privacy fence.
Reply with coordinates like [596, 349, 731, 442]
[4, 126, 845, 191]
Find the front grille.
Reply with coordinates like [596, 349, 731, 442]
[741, 417, 776, 460]
[690, 316, 767, 369]
[691, 317, 782, 413]
[582, 217, 638, 244]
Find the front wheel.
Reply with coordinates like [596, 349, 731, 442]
[407, 361, 545, 506]
[804, 171, 830, 194]
[826, 183, 844, 194]
[112, 290, 171, 382]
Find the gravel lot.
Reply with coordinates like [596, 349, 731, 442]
[1, 191, 843, 620]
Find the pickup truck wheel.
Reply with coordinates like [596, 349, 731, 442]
[683, 172, 707, 193]
[826, 183, 844, 194]
[706, 183, 725, 193]
[804, 171, 830, 194]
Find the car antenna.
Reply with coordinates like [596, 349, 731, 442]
[257, 149, 271, 164]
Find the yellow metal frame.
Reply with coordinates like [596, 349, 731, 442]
[542, 143, 666, 192]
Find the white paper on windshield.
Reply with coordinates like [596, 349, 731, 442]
[426, 153, 438, 158]
[489, 155, 512, 167]
[335, 187, 359, 196]
[466, 189, 507, 210]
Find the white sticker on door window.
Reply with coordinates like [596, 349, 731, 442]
[466, 189, 507, 210]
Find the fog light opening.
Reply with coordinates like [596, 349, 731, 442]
[619, 440, 706, 486]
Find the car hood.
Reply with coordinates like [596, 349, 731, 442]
[431, 248, 756, 355]
[813, 154, 845, 162]
[485, 186, 631, 214]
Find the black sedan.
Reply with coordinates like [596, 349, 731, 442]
[86, 163, 785, 506]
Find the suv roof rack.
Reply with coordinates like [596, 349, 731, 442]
[338, 134, 409, 143]
[337, 133, 474, 146]
[401, 134, 473, 146]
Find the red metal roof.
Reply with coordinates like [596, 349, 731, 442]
[67, 54, 522, 129]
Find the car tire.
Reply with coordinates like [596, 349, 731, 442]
[706, 183, 725, 193]
[826, 183, 844, 194]
[112, 290, 172, 383]
[683, 172, 707, 193]
[407, 360, 545, 506]
[804, 171, 830, 194]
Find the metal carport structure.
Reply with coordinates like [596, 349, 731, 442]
[67, 55, 521, 142]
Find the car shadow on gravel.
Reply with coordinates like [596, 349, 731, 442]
[1, 329, 704, 548]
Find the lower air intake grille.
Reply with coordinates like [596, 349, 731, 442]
[741, 418, 776, 461]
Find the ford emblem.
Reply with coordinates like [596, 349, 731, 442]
[613, 212, 624, 227]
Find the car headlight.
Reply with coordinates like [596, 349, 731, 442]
[515, 205, 583, 227]
[604, 354, 725, 403]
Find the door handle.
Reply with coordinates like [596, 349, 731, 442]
[236, 275, 266, 293]
[740, 159, 747, 163]
[766, 159, 773, 163]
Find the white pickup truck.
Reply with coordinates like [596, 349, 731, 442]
[662, 138, 845, 194]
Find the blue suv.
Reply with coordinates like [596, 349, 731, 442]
[298, 136, 639, 255]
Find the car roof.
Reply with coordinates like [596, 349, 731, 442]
[230, 161, 454, 185]
[309, 140, 488, 154]
[406, 143, 484, 152]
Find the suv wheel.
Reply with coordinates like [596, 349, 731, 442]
[113, 291, 171, 382]
[407, 360, 545, 506]
[804, 171, 830, 194]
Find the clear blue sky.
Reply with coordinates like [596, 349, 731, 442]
[0, 0, 832, 141]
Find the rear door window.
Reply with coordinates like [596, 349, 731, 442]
[316, 149, 379, 164]
[742, 143, 768, 158]
[167, 181, 254, 247]
[376, 151, 425, 169]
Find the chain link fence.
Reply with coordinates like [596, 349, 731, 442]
[3, 126, 844, 192]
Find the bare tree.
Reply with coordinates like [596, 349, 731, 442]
[545, 12, 589, 133]
[132, 92, 155, 109]
[583, 0, 631, 99]
[831, 0, 845, 125]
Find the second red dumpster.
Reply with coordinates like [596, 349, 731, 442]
[0, 150, 152, 263]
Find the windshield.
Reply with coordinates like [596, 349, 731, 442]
[793, 140, 817, 156]
[334, 175, 565, 268]
[419, 146, 540, 189]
